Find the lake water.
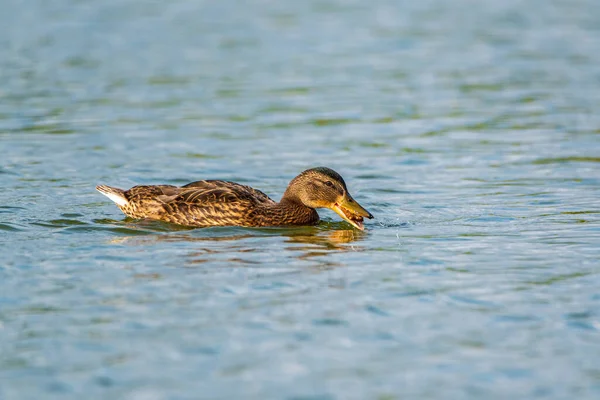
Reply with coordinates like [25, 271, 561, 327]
[1, 0, 600, 399]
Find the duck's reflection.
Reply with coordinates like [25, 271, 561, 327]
[284, 228, 364, 258]
[105, 220, 366, 268]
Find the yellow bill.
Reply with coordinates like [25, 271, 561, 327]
[331, 193, 373, 230]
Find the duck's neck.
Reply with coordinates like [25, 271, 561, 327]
[271, 195, 319, 226]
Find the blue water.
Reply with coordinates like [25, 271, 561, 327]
[1, 0, 600, 399]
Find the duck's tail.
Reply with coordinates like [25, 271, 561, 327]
[96, 185, 129, 207]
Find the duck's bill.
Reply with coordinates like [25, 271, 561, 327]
[332, 195, 373, 231]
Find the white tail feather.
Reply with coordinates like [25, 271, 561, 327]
[96, 185, 129, 207]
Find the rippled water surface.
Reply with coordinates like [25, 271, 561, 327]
[1, 0, 600, 399]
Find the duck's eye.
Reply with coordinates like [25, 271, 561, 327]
[324, 181, 334, 188]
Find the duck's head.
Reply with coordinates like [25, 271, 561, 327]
[282, 167, 374, 230]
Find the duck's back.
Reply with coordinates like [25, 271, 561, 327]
[99, 180, 277, 227]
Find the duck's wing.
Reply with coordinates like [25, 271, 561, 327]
[156, 180, 276, 226]
[178, 180, 276, 205]
[126, 185, 180, 201]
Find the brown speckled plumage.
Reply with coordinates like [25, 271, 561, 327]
[96, 167, 373, 230]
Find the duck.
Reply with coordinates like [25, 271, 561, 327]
[96, 167, 373, 230]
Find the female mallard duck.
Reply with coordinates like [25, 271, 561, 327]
[96, 167, 373, 230]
